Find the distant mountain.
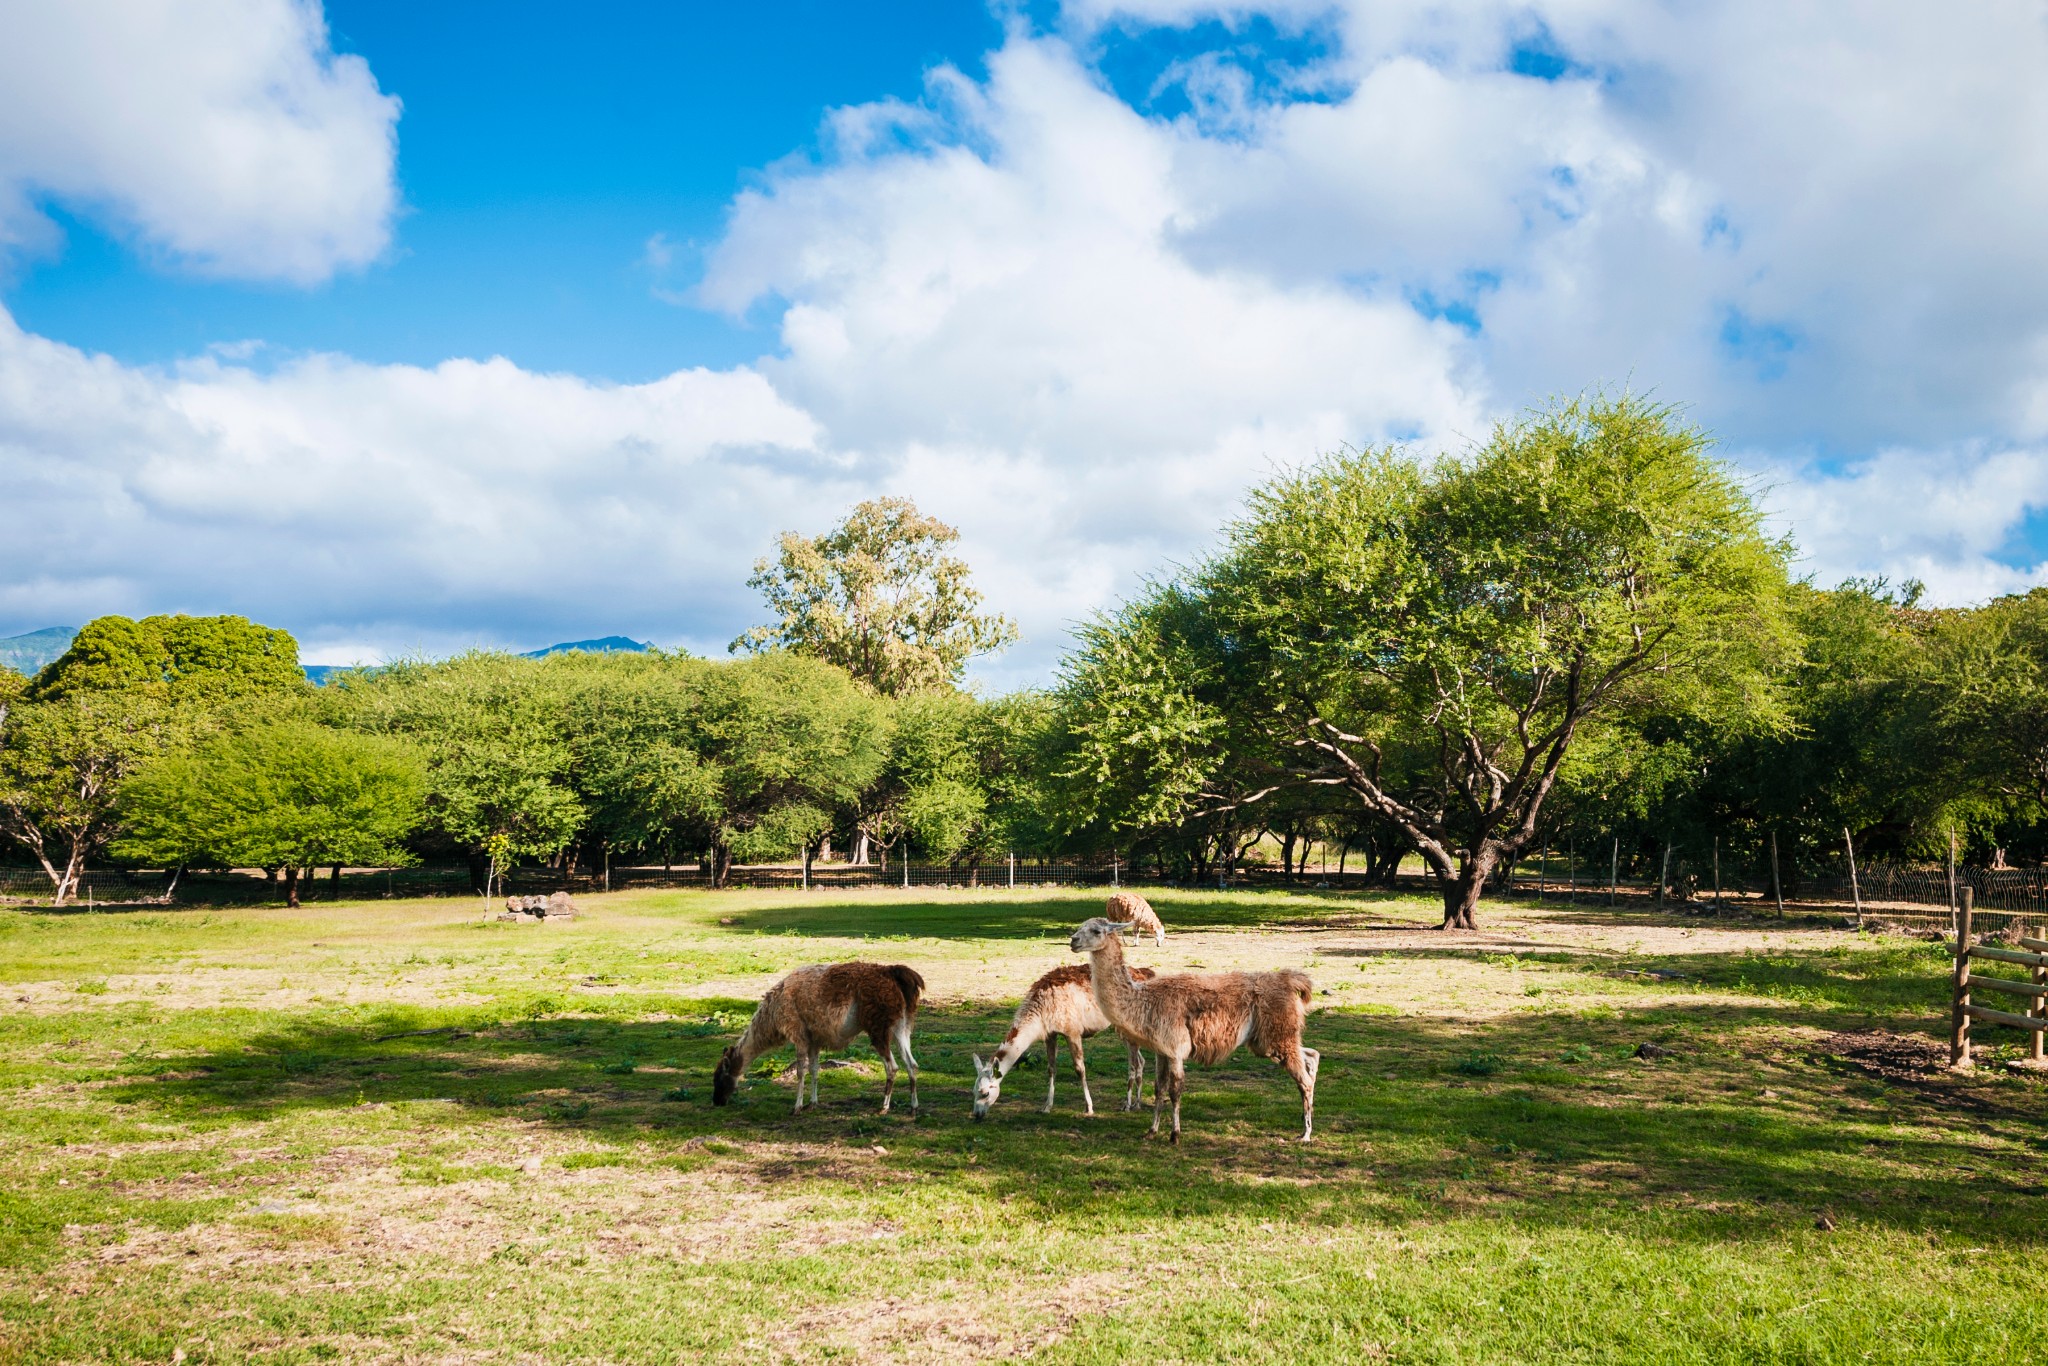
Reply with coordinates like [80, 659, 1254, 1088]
[522, 636, 651, 658]
[0, 627, 75, 677]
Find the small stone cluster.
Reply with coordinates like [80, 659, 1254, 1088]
[497, 891, 580, 922]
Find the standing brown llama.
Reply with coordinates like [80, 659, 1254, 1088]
[971, 964, 1157, 1119]
[1068, 917, 1318, 1142]
[711, 962, 924, 1114]
[1102, 890, 1166, 945]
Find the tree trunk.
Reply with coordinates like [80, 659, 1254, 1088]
[58, 843, 87, 906]
[1441, 847, 1498, 930]
[284, 866, 302, 908]
[852, 831, 870, 866]
[1280, 832, 1296, 880]
[711, 844, 732, 889]
[330, 863, 342, 899]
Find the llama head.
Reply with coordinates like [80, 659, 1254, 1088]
[1068, 917, 1130, 953]
[711, 1045, 744, 1106]
[970, 1053, 1001, 1119]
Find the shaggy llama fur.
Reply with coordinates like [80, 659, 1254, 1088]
[971, 964, 1157, 1119]
[1102, 890, 1166, 945]
[712, 962, 924, 1113]
[1068, 917, 1318, 1142]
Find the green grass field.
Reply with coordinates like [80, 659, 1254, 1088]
[2, 886, 2043, 1364]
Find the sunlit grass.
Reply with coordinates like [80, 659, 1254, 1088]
[0, 886, 2040, 1363]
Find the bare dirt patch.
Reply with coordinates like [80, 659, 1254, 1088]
[761, 1270, 1123, 1364]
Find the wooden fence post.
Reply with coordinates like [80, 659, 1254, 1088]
[1658, 844, 1670, 907]
[1844, 826, 1861, 928]
[1951, 886, 1975, 1069]
[1770, 831, 1784, 916]
[802, 843, 810, 892]
[1008, 851, 1015, 890]
[1609, 837, 1619, 907]
[2033, 931, 2047, 1066]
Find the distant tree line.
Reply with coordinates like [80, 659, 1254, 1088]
[6, 396, 2048, 924]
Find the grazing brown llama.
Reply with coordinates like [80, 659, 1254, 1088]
[971, 964, 1158, 1119]
[1102, 890, 1166, 945]
[711, 962, 924, 1114]
[1068, 917, 1318, 1142]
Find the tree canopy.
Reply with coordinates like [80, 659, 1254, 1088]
[1059, 394, 1797, 926]
[117, 720, 426, 905]
[733, 496, 1018, 695]
[29, 614, 303, 703]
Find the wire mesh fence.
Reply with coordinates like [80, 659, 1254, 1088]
[4, 847, 2044, 939]
[0, 856, 1138, 906]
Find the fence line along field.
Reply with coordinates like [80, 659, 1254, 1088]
[3, 883, 2043, 1364]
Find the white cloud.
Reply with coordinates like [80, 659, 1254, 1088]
[1760, 444, 2048, 605]
[0, 0, 399, 283]
[0, 306, 834, 662]
[7, 3, 2048, 680]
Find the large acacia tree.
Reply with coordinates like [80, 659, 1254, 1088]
[1062, 394, 1795, 927]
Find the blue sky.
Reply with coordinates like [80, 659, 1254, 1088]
[5, 2, 1007, 380]
[2, 1, 2047, 677]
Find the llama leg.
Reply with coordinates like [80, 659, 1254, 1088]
[875, 1029, 897, 1115]
[1148, 1054, 1167, 1137]
[808, 1049, 823, 1108]
[792, 1047, 810, 1113]
[1042, 1034, 1059, 1113]
[1124, 1043, 1144, 1111]
[1295, 1046, 1320, 1141]
[1166, 1057, 1186, 1144]
[1070, 1035, 1094, 1117]
[894, 1019, 920, 1112]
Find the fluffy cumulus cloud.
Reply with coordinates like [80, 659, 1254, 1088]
[4, 1, 2048, 678]
[0, 307, 828, 662]
[0, 0, 399, 282]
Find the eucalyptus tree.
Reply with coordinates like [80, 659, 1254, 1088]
[733, 496, 1018, 695]
[1062, 394, 1795, 927]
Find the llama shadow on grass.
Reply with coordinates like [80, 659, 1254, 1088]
[714, 888, 1435, 942]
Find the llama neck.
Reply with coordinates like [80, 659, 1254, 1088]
[993, 1014, 1045, 1078]
[1086, 936, 1142, 1031]
[733, 1001, 783, 1069]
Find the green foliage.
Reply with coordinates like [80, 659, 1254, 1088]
[0, 688, 176, 901]
[733, 496, 1018, 695]
[333, 652, 586, 862]
[1059, 393, 1796, 922]
[115, 719, 426, 874]
[28, 614, 303, 703]
[693, 653, 886, 866]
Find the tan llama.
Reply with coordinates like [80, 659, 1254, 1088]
[971, 963, 1158, 1119]
[1069, 917, 1318, 1142]
[1102, 890, 1166, 945]
[712, 962, 924, 1114]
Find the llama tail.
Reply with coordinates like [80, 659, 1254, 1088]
[887, 964, 926, 1016]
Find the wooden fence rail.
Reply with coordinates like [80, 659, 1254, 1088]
[1949, 887, 2048, 1069]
